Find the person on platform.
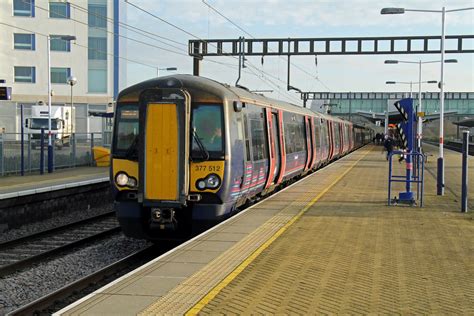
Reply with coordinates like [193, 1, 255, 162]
[383, 135, 394, 160]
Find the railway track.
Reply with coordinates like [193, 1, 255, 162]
[6, 243, 176, 316]
[7, 245, 159, 315]
[0, 212, 120, 277]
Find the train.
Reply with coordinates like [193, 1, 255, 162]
[111, 75, 373, 241]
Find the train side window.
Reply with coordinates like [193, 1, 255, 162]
[335, 124, 341, 148]
[251, 123, 268, 160]
[283, 112, 305, 154]
[314, 119, 321, 152]
[284, 123, 295, 154]
[320, 119, 327, 149]
[296, 119, 306, 152]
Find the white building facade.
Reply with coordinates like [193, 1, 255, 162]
[0, 0, 126, 137]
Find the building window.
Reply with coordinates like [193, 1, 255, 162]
[88, 4, 107, 28]
[88, 37, 107, 60]
[88, 69, 107, 93]
[49, 2, 70, 19]
[50, 35, 71, 52]
[14, 33, 35, 50]
[51, 67, 71, 84]
[13, 0, 35, 17]
[14, 66, 36, 83]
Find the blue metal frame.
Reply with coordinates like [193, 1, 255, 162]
[388, 98, 425, 207]
[388, 151, 425, 207]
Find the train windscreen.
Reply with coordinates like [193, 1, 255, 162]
[113, 104, 139, 158]
[191, 103, 224, 160]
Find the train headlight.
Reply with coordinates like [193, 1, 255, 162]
[195, 174, 221, 190]
[116, 172, 129, 186]
[127, 177, 137, 188]
[205, 174, 221, 189]
[115, 172, 137, 188]
[196, 180, 207, 190]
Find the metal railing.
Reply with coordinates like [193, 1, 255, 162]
[0, 131, 112, 176]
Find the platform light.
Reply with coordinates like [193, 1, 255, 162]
[156, 67, 178, 77]
[47, 34, 76, 174]
[381, 8, 405, 14]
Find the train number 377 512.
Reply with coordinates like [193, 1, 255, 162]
[195, 165, 221, 172]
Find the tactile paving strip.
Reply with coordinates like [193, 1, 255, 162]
[139, 148, 371, 315]
[199, 145, 474, 314]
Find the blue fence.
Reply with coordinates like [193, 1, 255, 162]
[0, 131, 112, 176]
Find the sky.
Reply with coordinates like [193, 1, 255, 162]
[121, 0, 474, 104]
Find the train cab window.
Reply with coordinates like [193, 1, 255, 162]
[113, 104, 139, 157]
[191, 104, 224, 159]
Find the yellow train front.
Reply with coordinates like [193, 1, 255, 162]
[112, 75, 238, 240]
[111, 75, 371, 241]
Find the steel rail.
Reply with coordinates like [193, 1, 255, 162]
[0, 211, 114, 249]
[0, 213, 120, 277]
[6, 246, 159, 316]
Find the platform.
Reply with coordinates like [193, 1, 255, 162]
[0, 167, 109, 200]
[57, 145, 474, 315]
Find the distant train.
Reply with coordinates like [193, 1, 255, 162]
[111, 75, 373, 241]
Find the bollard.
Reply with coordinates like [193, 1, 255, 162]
[72, 133, 76, 168]
[27, 134, 31, 173]
[461, 131, 469, 212]
[47, 135, 53, 173]
[91, 133, 95, 165]
[0, 133, 3, 176]
[40, 128, 45, 175]
[20, 104, 24, 176]
[437, 157, 444, 195]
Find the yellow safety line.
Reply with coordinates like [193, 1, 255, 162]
[185, 146, 373, 315]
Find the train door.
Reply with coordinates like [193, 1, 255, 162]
[276, 110, 286, 185]
[264, 108, 279, 189]
[241, 111, 252, 200]
[138, 89, 190, 207]
[271, 112, 281, 183]
[320, 118, 328, 163]
[313, 117, 321, 167]
[304, 116, 312, 171]
[328, 120, 334, 160]
[309, 117, 317, 169]
[339, 123, 344, 155]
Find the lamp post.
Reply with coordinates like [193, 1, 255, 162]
[386, 81, 415, 98]
[67, 76, 77, 136]
[156, 67, 178, 77]
[47, 35, 76, 173]
[381, 6, 473, 195]
[384, 59, 457, 154]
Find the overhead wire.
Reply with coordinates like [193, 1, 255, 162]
[67, 1, 187, 50]
[23, 0, 260, 76]
[24, 0, 247, 73]
[124, 0, 301, 103]
[12, 0, 302, 102]
[30, 1, 190, 57]
[0, 22, 159, 71]
[201, 0, 332, 92]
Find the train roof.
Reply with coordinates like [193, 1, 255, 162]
[117, 74, 353, 124]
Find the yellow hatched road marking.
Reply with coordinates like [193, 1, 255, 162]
[185, 146, 373, 315]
